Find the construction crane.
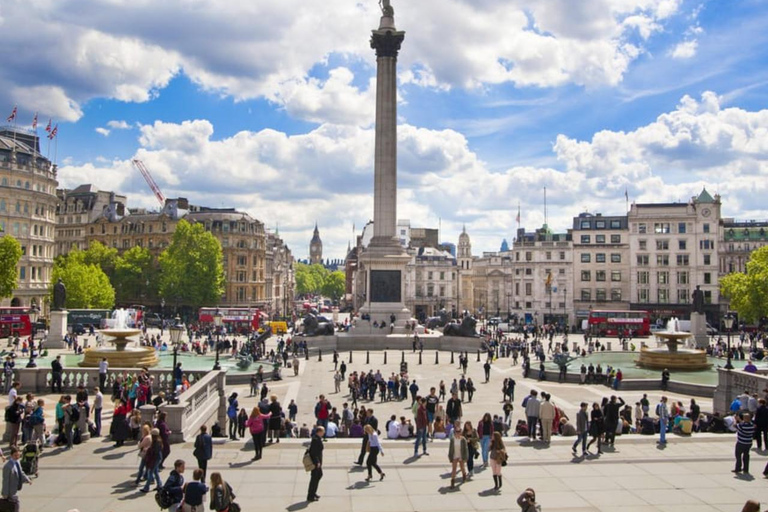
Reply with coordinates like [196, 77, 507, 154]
[131, 159, 166, 207]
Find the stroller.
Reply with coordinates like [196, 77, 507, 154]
[21, 440, 40, 477]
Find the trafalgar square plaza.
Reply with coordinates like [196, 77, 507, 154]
[2, 1, 768, 512]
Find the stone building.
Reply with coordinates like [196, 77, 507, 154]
[719, 219, 768, 275]
[309, 223, 322, 265]
[404, 246, 457, 320]
[0, 128, 58, 309]
[265, 231, 294, 318]
[628, 189, 722, 324]
[571, 212, 630, 327]
[56, 185, 127, 256]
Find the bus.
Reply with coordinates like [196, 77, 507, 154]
[0, 307, 32, 338]
[587, 310, 651, 337]
[198, 307, 262, 332]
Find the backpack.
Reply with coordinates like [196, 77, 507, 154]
[154, 487, 175, 509]
[655, 403, 662, 416]
[69, 405, 80, 423]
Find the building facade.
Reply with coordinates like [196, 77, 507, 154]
[0, 128, 58, 310]
[310, 223, 322, 265]
[404, 247, 457, 320]
[719, 219, 768, 275]
[56, 185, 127, 256]
[265, 231, 294, 318]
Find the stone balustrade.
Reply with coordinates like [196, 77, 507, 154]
[713, 368, 768, 415]
[158, 370, 227, 443]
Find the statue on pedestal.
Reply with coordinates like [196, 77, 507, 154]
[379, 0, 394, 16]
[52, 278, 67, 311]
[691, 285, 705, 315]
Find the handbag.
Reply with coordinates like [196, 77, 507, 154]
[229, 503, 241, 512]
[302, 450, 315, 472]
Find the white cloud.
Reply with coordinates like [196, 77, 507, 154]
[95, 127, 110, 137]
[107, 120, 132, 130]
[670, 39, 698, 59]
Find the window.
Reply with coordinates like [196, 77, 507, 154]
[703, 254, 711, 265]
[545, 252, 552, 260]
[515, 283, 520, 295]
[654, 223, 670, 234]
[581, 271, 591, 282]
[596, 235, 606, 243]
[580, 220, 591, 229]
[596, 270, 606, 281]
[440, 271, 445, 280]
[525, 283, 532, 295]
[525, 268, 532, 275]
[703, 223, 710, 234]
[678, 222, 686, 234]
[559, 268, 565, 274]
[611, 289, 622, 301]
[677, 271, 689, 285]
[525, 301, 532, 308]
[638, 289, 649, 303]
[638, 223, 647, 234]
[677, 289, 689, 303]
[676, 255, 689, 266]
[581, 253, 591, 263]
[428, 271, 433, 280]
[611, 271, 621, 282]
[657, 289, 669, 303]
[611, 234, 621, 243]
[656, 255, 669, 266]
[658, 271, 670, 284]
[701, 240, 714, 250]
[596, 253, 606, 263]
[525, 252, 532, 262]
[638, 271, 649, 284]
[581, 289, 591, 301]
[19, 267, 25, 280]
[639, 240, 647, 250]
[636, 255, 649, 266]
[611, 253, 621, 263]
[679, 240, 687, 250]
[704, 272, 711, 284]
[704, 290, 712, 304]
[559, 252, 565, 260]
[596, 289, 607, 301]
[656, 240, 669, 250]
[595, 220, 606, 229]
[581, 235, 591, 244]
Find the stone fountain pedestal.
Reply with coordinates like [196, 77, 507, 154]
[690, 312, 709, 349]
[79, 330, 159, 368]
[637, 331, 711, 371]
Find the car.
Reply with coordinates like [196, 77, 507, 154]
[70, 323, 86, 335]
[488, 317, 502, 326]
[143, 313, 163, 327]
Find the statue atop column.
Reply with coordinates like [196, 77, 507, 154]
[53, 278, 67, 311]
[379, 0, 394, 16]
[691, 285, 705, 315]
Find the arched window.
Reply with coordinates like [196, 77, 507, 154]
[24, 181, 29, 189]
[0, 200, 5, 212]
[16, 180, 21, 187]
[1, 178, 7, 186]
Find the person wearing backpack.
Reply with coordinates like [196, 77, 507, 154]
[163, 459, 185, 512]
[192, 425, 213, 478]
[5, 396, 24, 447]
[226, 393, 239, 440]
[209, 472, 237, 512]
[62, 395, 77, 449]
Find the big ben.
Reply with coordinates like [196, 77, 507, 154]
[310, 223, 323, 265]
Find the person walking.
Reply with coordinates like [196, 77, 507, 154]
[603, 395, 625, 446]
[140, 428, 163, 492]
[448, 422, 469, 488]
[572, 402, 589, 456]
[586, 402, 604, 454]
[92, 386, 103, 437]
[268, 394, 283, 443]
[733, 412, 755, 474]
[414, 398, 428, 456]
[50, 355, 63, 393]
[524, 390, 541, 441]
[134, 424, 152, 485]
[446, 392, 463, 426]
[307, 425, 324, 502]
[478, 413, 494, 466]
[484, 360, 491, 383]
[462, 421, 479, 476]
[657, 396, 669, 445]
[163, 459, 185, 512]
[364, 424, 385, 481]
[181, 468, 208, 512]
[193, 425, 213, 478]
[110, 398, 131, 447]
[539, 394, 555, 443]
[489, 431, 507, 492]
[245, 408, 270, 461]
[98, 357, 109, 391]
[209, 472, 236, 512]
[227, 393, 239, 440]
[1, 445, 32, 510]
[155, 411, 172, 469]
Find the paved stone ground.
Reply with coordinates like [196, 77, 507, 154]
[10, 332, 765, 512]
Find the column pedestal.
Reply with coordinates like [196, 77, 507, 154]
[690, 312, 709, 349]
[48, 310, 69, 349]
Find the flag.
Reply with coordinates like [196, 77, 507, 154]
[45, 119, 51, 132]
[545, 272, 553, 286]
[47, 124, 58, 139]
[6, 106, 16, 123]
[31, 113, 38, 130]
[625, 187, 628, 201]
[516, 203, 521, 223]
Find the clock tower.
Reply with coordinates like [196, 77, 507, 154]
[310, 223, 323, 265]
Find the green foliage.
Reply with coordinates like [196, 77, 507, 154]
[158, 219, 224, 308]
[82, 241, 119, 280]
[295, 262, 331, 295]
[51, 249, 115, 309]
[114, 246, 158, 303]
[721, 245, 768, 323]
[321, 271, 346, 301]
[0, 236, 22, 299]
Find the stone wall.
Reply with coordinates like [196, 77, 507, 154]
[713, 368, 768, 415]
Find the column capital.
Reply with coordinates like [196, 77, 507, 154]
[371, 30, 405, 59]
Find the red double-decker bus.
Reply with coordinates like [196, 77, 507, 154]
[0, 307, 32, 338]
[588, 310, 651, 337]
[198, 307, 261, 332]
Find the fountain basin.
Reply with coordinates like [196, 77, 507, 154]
[79, 346, 159, 368]
[98, 328, 143, 341]
[637, 346, 711, 371]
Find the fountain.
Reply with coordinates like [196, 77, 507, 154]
[637, 317, 711, 371]
[79, 309, 159, 368]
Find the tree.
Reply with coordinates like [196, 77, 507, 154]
[82, 241, 119, 280]
[294, 262, 330, 296]
[158, 219, 224, 308]
[721, 245, 768, 324]
[51, 249, 115, 309]
[321, 271, 346, 301]
[114, 246, 158, 303]
[0, 236, 22, 299]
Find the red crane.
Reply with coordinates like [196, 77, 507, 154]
[131, 159, 166, 207]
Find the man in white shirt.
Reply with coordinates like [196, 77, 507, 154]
[98, 358, 109, 391]
[7, 381, 19, 407]
[387, 416, 401, 439]
[325, 421, 339, 438]
[93, 386, 104, 437]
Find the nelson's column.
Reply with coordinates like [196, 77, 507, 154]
[360, 0, 411, 328]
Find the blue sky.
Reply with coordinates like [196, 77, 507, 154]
[2, 0, 768, 259]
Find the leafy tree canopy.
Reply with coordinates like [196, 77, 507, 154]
[0, 236, 22, 299]
[51, 248, 115, 309]
[720, 245, 768, 324]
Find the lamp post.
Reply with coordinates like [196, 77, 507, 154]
[169, 315, 184, 374]
[213, 308, 223, 370]
[563, 287, 567, 327]
[724, 313, 735, 370]
[26, 304, 39, 368]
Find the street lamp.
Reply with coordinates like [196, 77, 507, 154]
[563, 287, 567, 327]
[26, 304, 39, 368]
[723, 313, 735, 370]
[169, 314, 184, 376]
[213, 308, 223, 370]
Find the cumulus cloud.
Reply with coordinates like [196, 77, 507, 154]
[670, 40, 698, 59]
[107, 120, 132, 130]
[95, 127, 110, 137]
[57, 90, 768, 256]
[2, 0, 687, 124]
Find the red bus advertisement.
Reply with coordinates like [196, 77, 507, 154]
[0, 307, 32, 338]
[198, 307, 261, 331]
[588, 310, 651, 337]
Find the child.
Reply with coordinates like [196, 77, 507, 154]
[237, 408, 248, 439]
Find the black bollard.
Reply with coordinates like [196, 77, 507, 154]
[305, 348, 309, 361]
[401, 351, 405, 363]
[349, 350, 353, 363]
[451, 351, 454, 364]
[435, 351, 439, 364]
[384, 351, 387, 364]
[318, 349, 322, 361]
[366, 351, 370, 364]
[418, 351, 422, 365]
[477, 350, 481, 362]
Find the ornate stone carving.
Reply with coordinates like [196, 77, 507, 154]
[371, 31, 405, 59]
